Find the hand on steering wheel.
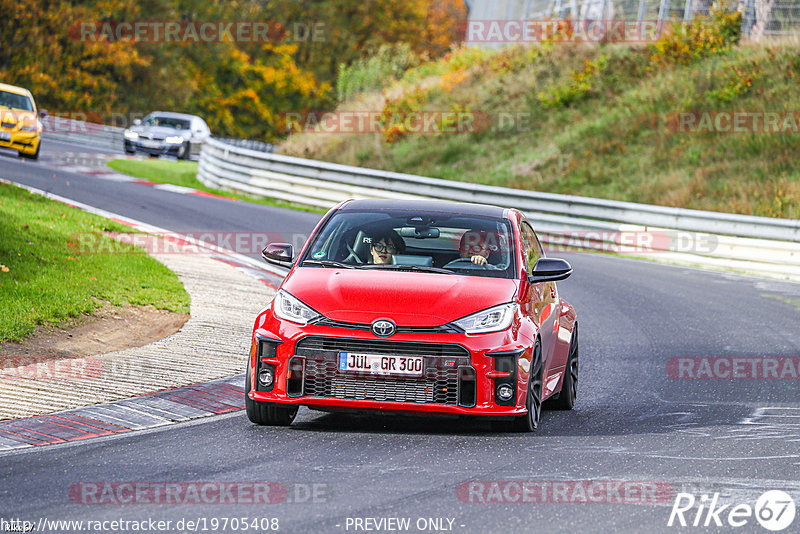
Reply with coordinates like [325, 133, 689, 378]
[444, 257, 488, 270]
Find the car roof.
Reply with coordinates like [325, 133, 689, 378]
[146, 111, 203, 121]
[0, 83, 32, 97]
[339, 198, 508, 218]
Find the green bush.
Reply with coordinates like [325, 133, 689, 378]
[649, 2, 742, 65]
[538, 55, 609, 109]
[337, 43, 420, 101]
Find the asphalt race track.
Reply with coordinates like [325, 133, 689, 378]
[1, 139, 800, 533]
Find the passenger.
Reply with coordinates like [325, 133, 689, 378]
[368, 229, 405, 265]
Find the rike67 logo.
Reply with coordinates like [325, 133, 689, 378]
[668, 490, 796, 531]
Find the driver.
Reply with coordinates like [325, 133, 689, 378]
[457, 230, 499, 266]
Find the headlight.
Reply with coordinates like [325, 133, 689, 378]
[19, 122, 40, 132]
[124, 130, 139, 140]
[165, 135, 184, 144]
[273, 289, 320, 325]
[453, 303, 516, 334]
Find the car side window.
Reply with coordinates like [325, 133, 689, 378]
[521, 222, 542, 274]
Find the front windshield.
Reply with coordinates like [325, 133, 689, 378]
[143, 115, 190, 129]
[0, 91, 34, 111]
[301, 209, 516, 278]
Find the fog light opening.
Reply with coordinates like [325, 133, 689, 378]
[496, 384, 514, 401]
[258, 368, 274, 387]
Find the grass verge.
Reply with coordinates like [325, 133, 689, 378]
[106, 159, 325, 213]
[0, 182, 190, 342]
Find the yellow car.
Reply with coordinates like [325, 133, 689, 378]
[0, 82, 44, 160]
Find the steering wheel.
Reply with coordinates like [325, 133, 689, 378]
[443, 257, 488, 270]
[343, 243, 363, 264]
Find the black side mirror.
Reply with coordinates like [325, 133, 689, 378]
[528, 258, 572, 283]
[262, 243, 293, 265]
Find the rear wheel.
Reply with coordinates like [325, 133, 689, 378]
[545, 324, 578, 411]
[245, 363, 298, 426]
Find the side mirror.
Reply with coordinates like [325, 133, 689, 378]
[133, 119, 142, 126]
[528, 258, 572, 283]
[38, 109, 48, 119]
[262, 243, 293, 265]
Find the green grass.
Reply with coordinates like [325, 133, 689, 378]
[281, 38, 800, 219]
[106, 159, 325, 213]
[0, 182, 190, 343]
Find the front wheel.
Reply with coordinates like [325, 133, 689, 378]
[545, 323, 578, 411]
[492, 343, 542, 432]
[245, 363, 298, 426]
[177, 141, 191, 160]
[18, 142, 40, 160]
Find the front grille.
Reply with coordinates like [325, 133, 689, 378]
[1, 122, 15, 129]
[296, 337, 468, 358]
[293, 337, 471, 406]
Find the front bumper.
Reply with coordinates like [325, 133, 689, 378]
[0, 129, 40, 154]
[248, 314, 534, 417]
[125, 139, 182, 156]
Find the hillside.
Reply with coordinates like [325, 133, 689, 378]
[280, 14, 800, 219]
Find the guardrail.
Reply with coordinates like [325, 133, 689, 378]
[198, 135, 800, 281]
[41, 116, 207, 158]
[42, 117, 124, 152]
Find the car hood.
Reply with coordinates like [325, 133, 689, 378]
[281, 267, 518, 326]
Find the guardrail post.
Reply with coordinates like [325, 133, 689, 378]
[741, 0, 756, 37]
[657, 0, 671, 33]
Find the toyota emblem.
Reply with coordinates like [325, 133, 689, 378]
[371, 319, 396, 337]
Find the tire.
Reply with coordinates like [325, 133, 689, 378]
[545, 323, 578, 411]
[124, 141, 135, 154]
[245, 363, 298, 426]
[178, 142, 191, 160]
[492, 343, 543, 432]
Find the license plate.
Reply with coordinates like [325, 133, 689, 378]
[338, 352, 424, 377]
[141, 140, 161, 148]
[0, 131, 10, 141]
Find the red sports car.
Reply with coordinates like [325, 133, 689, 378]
[246, 199, 578, 431]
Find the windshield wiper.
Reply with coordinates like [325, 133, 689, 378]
[302, 259, 355, 269]
[361, 264, 455, 274]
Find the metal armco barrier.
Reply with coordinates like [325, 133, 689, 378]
[195, 136, 800, 282]
[42, 117, 124, 152]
